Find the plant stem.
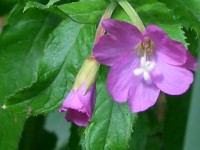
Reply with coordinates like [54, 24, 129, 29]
[117, 0, 145, 33]
[94, 2, 117, 44]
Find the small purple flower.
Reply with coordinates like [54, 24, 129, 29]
[93, 19, 197, 113]
[59, 83, 96, 126]
[59, 58, 99, 126]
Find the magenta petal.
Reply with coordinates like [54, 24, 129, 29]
[145, 25, 186, 65]
[65, 109, 89, 126]
[155, 40, 187, 65]
[93, 35, 134, 66]
[102, 19, 142, 44]
[152, 60, 193, 95]
[107, 52, 139, 102]
[181, 50, 197, 71]
[145, 25, 170, 44]
[59, 83, 96, 126]
[128, 78, 160, 113]
[94, 19, 142, 66]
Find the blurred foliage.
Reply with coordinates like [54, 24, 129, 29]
[0, 0, 16, 15]
[184, 48, 200, 150]
[19, 115, 57, 150]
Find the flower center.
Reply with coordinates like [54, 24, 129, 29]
[137, 37, 154, 57]
[134, 37, 155, 82]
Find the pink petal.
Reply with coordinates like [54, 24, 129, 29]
[152, 59, 193, 95]
[155, 40, 187, 65]
[102, 19, 142, 45]
[145, 25, 186, 65]
[93, 35, 134, 66]
[59, 83, 96, 126]
[181, 50, 197, 71]
[145, 25, 169, 44]
[107, 52, 139, 102]
[94, 19, 142, 66]
[65, 109, 89, 126]
[128, 78, 160, 113]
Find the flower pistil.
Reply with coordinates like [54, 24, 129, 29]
[133, 56, 155, 81]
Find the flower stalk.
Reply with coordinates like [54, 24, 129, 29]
[117, 0, 145, 33]
[94, 2, 117, 45]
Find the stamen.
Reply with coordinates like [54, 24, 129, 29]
[136, 37, 154, 57]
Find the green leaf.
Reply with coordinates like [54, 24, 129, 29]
[129, 113, 148, 150]
[83, 68, 137, 150]
[6, 19, 96, 115]
[0, 109, 26, 150]
[0, 5, 60, 105]
[24, 1, 47, 11]
[24, 0, 60, 11]
[57, 1, 108, 24]
[135, 1, 175, 25]
[46, 0, 60, 7]
[23, 1, 67, 19]
[160, 0, 200, 36]
[159, 24, 187, 47]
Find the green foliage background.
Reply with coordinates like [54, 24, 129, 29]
[0, 0, 199, 150]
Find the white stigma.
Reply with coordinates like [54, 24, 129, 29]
[133, 56, 155, 81]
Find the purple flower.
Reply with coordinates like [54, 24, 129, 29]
[93, 19, 197, 113]
[59, 83, 96, 126]
[59, 58, 99, 126]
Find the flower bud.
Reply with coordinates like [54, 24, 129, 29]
[59, 57, 99, 126]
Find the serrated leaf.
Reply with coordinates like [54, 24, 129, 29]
[47, 0, 60, 7]
[159, 24, 188, 47]
[6, 19, 96, 115]
[0, 5, 60, 105]
[0, 109, 26, 150]
[160, 0, 200, 37]
[57, 1, 108, 24]
[24, 0, 60, 11]
[24, 1, 47, 11]
[83, 68, 137, 150]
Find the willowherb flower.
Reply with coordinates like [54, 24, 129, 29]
[93, 19, 197, 113]
[59, 58, 99, 126]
